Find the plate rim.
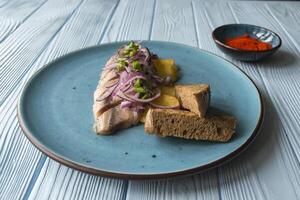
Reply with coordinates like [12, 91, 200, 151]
[17, 40, 264, 179]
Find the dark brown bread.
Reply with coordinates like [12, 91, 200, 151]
[175, 84, 210, 117]
[145, 109, 236, 142]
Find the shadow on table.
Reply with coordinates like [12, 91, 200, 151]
[213, 89, 280, 180]
[256, 49, 297, 67]
[203, 89, 287, 189]
[131, 90, 286, 195]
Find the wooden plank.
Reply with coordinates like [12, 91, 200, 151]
[0, 0, 93, 199]
[1, 0, 123, 198]
[127, 174, 219, 200]
[27, 1, 300, 200]
[266, 2, 300, 51]
[25, 0, 155, 199]
[126, 1, 220, 199]
[1, 1, 300, 200]
[191, 1, 300, 199]
[0, 0, 47, 42]
[227, 1, 300, 196]
[151, 0, 198, 46]
[28, 160, 126, 200]
[0, 0, 86, 105]
[102, 0, 154, 42]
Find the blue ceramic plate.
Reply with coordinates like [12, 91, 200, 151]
[18, 41, 263, 179]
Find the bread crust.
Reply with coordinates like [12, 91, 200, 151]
[175, 84, 210, 117]
[145, 109, 236, 142]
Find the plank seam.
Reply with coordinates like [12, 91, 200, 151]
[0, 0, 9, 9]
[265, 4, 300, 54]
[216, 168, 223, 200]
[97, 0, 121, 44]
[253, 3, 300, 166]
[122, 180, 129, 200]
[191, 1, 199, 48]
[22, 156, 47, 200]
[149, 0, 156, 40]
[61, 169, 74, 200]
[0, 0, 85, 106]
[14, 0, 87, 197]
[47, 164, 62, 199]
[227, 2, 239, 24]
[0, 0, 49, 43]
[227, 3, 300, 198]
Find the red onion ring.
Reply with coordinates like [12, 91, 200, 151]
[124, 89, 161, 103]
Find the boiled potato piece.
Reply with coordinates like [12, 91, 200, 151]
[151, 94, 180, 108]
[161, 86, 175, 96]
[140, 94, 180, 123]
[153, 59, 178, 81]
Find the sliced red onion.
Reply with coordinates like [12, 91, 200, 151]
[140, 48, 150, 62]
[125, 87, 135, 93]
[124, 89, 161, 103]
[119, 71, 129, 83]
[99, 42, 173, 111]
[116, 92, 136, 102]
[120, 101, 133, 108]
[123, 75, 147, 86]
[96, 83, 119, 101]
[120, 82, 132, 92]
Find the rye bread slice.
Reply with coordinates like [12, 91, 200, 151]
[145, 109, 236, 142]
[175, 84, 210, 117]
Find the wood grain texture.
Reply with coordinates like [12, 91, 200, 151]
[0, 0, 47, 42]
[28, 0, 156, 198]
[127, 1, 300, 200]
[127, 173, 219, 200]
[151, 0, 198, 46]
[0, 0, 85, 105]
[192, 1, 300, 200]
[29, 159, 126, 200]
[102, 0, 155, 42]
[1, 0, 300, 199]
[126, 1, 220, 199]
[0, 0, 110, 199]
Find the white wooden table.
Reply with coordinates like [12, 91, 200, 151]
[1, 0, 300, 199]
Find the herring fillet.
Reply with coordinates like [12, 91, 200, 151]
[93, 55, 141, 134]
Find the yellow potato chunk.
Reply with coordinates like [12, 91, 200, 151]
[151, 94, 180, 108]
[140, 94, 180, 123]
[161, 86, 176, 96]
[153, 59, 178, 81]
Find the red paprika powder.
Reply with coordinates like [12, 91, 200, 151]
[225, 34, 272, 51]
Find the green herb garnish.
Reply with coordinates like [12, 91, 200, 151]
[116, 59, 128, 71]
[134, 86, 146, 94]
[141, 93, 149, 99]
[116, 64, 125, 71]
[134, 79, 142, 87]
[123, 49, 130, 56]
[122, 42, 139, 57]
[129, 49, 137, 57]
[128, 41, 135, 48]
[132, 60, 142, 71]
